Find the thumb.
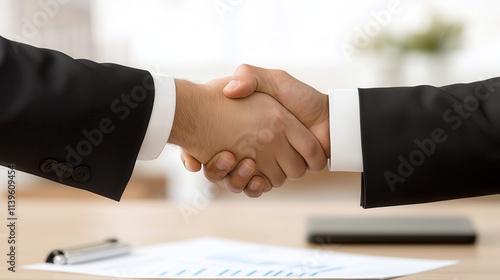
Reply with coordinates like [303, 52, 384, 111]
[223, 64, 263, 99]
[180, 149, 202, 172]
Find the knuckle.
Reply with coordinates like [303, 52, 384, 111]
[225, 176, 247, 193]
[275, 69, 289, 78]
[204, 169, 224, 182]
[272, 69, 290, 88]
[235, 134, 258, 159]
[257, 128, 275, 144]
[300, 137, 321, 159]
[309, 157, 327, 172]
[236, 64, 253, 75]
[288, 163, 307, 180]
[269, 109, 287, 132]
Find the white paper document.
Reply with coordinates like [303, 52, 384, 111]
[26, 237, 456, 279]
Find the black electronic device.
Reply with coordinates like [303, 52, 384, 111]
[307, 216, 476, 244]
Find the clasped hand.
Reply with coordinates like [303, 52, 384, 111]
[175, 65, 330, 197]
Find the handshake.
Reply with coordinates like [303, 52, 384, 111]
[169, 64, 330, 197]
[3, 34, 496, 207]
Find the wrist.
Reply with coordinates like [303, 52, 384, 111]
[168, 79, 220, 163]
[168, 79, 200, 149]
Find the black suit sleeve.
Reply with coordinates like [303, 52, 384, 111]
[358, 78, 500, 208]
[0, 36, 155, 200]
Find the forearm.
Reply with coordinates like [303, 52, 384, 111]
[0, 35, 154, 200]
[359, 78, 500, 207]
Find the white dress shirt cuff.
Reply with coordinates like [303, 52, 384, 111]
[137, 73, 176, 160]
[328, 89, 364, 172]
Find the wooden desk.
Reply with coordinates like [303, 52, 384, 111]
[1, 196, 499, 279]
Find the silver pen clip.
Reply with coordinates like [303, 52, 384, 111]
[46, 238, 131, 265]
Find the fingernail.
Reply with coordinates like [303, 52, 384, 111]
[249, 181, 261, 191]
[215, 156, 232, 171]
[237, 162, 252, 177]
[184, 160, 193, 171]
[224, 80, 240, 91]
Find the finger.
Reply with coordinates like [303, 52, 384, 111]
[202, 151, 237, 183]
[244, 171, 276, 197]
[223, 64, 269, 99]
[283, 112, 327, 172]
[253, 175, 273, 193]
[224, 156, 285, 193]
[223, 159, 256, 193]
[180, 149, 202, 172]
[243, 175, 267, 198]
[244, 171, 276, 196]
[261, 180, 274, 192]
[233, 134, 286, 187]
[272, 128, 309, 179]
[226, 172, 272, 198]
[276, 149, 308, 180]
[266, 163, 287, 187]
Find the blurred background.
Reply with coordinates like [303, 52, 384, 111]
[1, 0, 499, 204]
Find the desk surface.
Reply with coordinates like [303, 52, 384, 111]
[1, 196, 499, 279]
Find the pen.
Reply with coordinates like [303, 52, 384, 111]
[46, 238, 131, 265]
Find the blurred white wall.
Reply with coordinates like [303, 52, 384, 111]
[2, 0, 500, 200]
